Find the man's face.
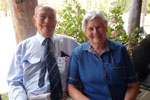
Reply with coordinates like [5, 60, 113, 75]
[86, 18, 107, 46]
[33, 6, 56, 38]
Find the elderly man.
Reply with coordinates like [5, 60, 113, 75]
[7, 3, 79, 100]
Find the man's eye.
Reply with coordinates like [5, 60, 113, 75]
[40, 16, 46, 18]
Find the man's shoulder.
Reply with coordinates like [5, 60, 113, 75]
[17, 35, 37, 48]
[54, 34, 79, 47]
[54, 34, 76, 41]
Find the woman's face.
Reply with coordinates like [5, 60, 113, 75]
[86, 18, 107, 46]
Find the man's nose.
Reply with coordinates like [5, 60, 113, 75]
[45, 17, 50, 23]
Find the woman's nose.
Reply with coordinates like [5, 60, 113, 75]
[93, 28, 98, 34]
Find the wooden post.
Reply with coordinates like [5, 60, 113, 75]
[128, 0, 142, 36]
[9, 0, 38, 43]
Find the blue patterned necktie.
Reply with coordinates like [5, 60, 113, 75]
[38, 38, 62, 100]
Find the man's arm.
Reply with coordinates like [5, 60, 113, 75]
[7, 46, 27, 100]
[68, 84, 90, 100]
[124, 82, 139, 100]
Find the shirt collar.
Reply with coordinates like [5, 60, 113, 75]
[88, 40, 110, 55]
[36, 32, 55, 45]
[83, 38, 116, 53]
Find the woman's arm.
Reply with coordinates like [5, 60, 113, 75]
[124, 82, 139, 100]
[68, 84, 90, 100]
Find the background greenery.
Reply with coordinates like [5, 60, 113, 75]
[55, 0, 143, 47]
[0, 0, 9, 16]
[0, 93, 8, 100]
[55, 0, 88, 43]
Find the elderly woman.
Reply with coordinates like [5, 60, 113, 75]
[67, 10, 139, 100]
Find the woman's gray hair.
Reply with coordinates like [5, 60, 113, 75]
[34, 3, 56, 18]
[82, 10, 108, 32]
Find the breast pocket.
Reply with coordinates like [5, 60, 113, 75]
[56, 56, 70, 91]
[56, 56, 70, 75]
[22, 56, 41, 81]
[110, 63, 127, 86]
[22, 57, 41, 73]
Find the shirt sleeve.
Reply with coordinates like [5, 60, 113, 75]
[68, 50, 80, 85]
[123, 47, 138, 84]
[72, 39, 80, 48]
[7, 44, 27, 100]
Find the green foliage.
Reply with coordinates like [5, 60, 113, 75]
[115, 0, 130, 12]
[0, 93, 8, 100]
[83, 0, 130, 13]
[0, 0, 9, 11]
[56, 0, 143, 47]
[40, 0, 47, 3]
[128, 28, 143, 46]
[105, 5, 128, 45]
[55, 0, 88, 43]
[104, 2, 143, 47]
[147, 3, 150, 14]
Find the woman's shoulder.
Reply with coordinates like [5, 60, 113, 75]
[107, 39, 126, 50]
[73, 42, 89, 53]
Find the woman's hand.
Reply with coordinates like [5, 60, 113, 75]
[68, 84, 90, 100]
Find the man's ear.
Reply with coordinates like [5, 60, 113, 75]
[32, 16, 36, 27]
[105, 28, 108, 33]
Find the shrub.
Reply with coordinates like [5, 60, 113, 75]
[55, 0, 88, 43]
[56, 0, 143, 48]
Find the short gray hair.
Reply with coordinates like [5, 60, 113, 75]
[34, 3, 56, 17]
[82, 10, 108, 32]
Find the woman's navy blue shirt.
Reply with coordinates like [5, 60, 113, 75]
[68, 39, 138, 100]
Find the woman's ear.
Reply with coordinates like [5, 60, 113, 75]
[84, 30, 88, 37]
